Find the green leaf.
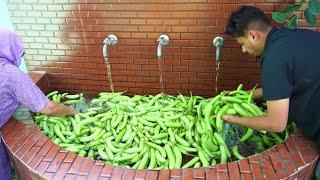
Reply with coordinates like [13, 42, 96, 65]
[272, 12, 287, 23]
[309, 0, 320, 15]
[287, 15, 298, 29]
[280, 4, 302, 15]
[299, 0, 306, 6]
[304, 8, 317, 26]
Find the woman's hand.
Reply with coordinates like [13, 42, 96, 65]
[40, 101, 76, 116]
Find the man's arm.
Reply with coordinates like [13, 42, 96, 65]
[223, 98, 289, 132]
[40, 101, 75, 116]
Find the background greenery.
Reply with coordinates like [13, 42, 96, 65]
[272, 0, 320, 28]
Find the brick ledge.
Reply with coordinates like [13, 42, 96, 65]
[1, 119, 319, 179]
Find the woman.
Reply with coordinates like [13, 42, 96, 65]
[0, 28, 75, 179]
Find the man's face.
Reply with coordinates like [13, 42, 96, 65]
[236, 30, 264, 58]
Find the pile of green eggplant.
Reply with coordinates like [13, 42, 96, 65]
[34, 84, 296, 169]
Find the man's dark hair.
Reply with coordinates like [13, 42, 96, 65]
[225, 5, 271, 37]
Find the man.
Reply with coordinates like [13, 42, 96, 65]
[223, 5, 320, 178]
[0, 28, 75, 179]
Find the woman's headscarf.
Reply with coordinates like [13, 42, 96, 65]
[0, 28, 24, 67]
[0, 28, 49, 125]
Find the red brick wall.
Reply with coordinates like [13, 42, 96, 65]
[7, 0, 319, 97]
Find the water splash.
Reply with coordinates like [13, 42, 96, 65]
[104, 57, 115, 92]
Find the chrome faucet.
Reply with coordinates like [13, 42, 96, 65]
[213, 36, 224, 61]
[103, 34, 117, 58]
[157, 34, 169, 58]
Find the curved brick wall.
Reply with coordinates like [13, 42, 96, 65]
[2, 72, 319, 180]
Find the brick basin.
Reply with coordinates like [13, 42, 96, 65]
[2, 71, 319, 180]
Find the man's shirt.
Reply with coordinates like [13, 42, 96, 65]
[262, 27, 320, 147]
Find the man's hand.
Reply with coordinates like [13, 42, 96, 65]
[222, 98, 289, 132]
[222, 115, 235, 123]
[252, 87, 263, 100]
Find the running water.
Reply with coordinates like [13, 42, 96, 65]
[215, 60, 221, 95]
[156, 34, 169, 102]
[157, 57, 165, 93]
[156, 57, 166, 108]
[212, 36, 224, 95]
[104, 57, 115, 92]
[77, 2, 88, 51]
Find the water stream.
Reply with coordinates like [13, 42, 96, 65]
[77, 2, 88, 52]
[104, 57, 115, 92]
[215, 60, 221, 95]
[157, 57, 165, 93]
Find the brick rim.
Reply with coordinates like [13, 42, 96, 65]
[2, 119, 319, 179]
[1, 72, 318, 179]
